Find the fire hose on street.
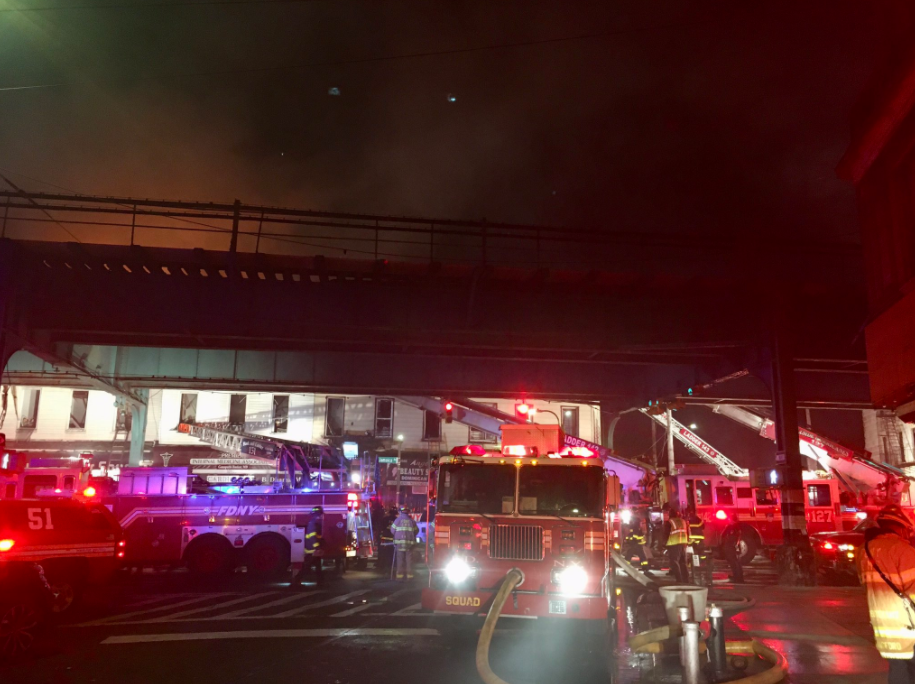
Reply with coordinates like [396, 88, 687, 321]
[475, 568, 525, 684]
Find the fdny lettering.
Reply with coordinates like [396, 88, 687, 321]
[445, 596, 481, 607]
[216, 505, 266, 517]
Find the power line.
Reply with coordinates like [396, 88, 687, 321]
[1, 0, 328, 11]
[0, 173, 82, 243]
[0, 17, 713, 93]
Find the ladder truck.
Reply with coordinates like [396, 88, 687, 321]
[640, 407, 912, 563]
[3, 424, 377, 576]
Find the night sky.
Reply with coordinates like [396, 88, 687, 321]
[0, 1, 905, 240]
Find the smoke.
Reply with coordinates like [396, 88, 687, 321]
[0, 0, 888, 244]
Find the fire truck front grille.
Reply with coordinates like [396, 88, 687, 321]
[489, 525, 544, 561]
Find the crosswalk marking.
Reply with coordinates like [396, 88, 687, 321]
[272, 590, 371, 618]
[125, 594, 204, 609]
[215, 591, 325, 618]
[80, 593, 237, 626]
[146, 592, 279, 621]
[391, 602, 423, 615]
[102, 628, 441, 645]
[330, 603, 372, 617]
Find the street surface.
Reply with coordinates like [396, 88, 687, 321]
[0, 560, 891, 684]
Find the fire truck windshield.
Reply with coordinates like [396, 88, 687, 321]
[518, 466, 603, 518]
[439, 464, 516, 514]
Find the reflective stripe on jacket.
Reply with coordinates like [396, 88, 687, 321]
[304, 515, 323, 555]
[667, 517, 689, 546]
[392, 514, 418, 548]
[858, 531, 915, 659]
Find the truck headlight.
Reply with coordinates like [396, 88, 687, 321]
[554, 564, 588, 595]
[445, 557, 474, 584]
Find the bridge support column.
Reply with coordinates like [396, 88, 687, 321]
[771, 326, 814, 585]
[129, 389, 149, 466]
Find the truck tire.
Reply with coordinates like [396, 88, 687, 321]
[185, 535, 234, 576]
[42, 561, 86, 615]
[245, 535, 290, 580]
[737, 526, 759, 565]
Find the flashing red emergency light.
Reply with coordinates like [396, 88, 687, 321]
[83, 486, 97, 498]
[822, 542, 834, 550]
[715, 510, 728, 521]
[557, 446, 595, 458]
[0, 539, 14, 552]
[449, 445, 488, 456]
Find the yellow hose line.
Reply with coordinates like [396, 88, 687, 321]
[609, 549, 655, 587]
[475, 569, 525, 684]
[725, 640, 788, 684]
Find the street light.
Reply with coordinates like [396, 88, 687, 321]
[689, 423, 698, 430]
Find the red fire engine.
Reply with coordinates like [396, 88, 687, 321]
[641, 406, 913, 562]
[421, 424, 621, 622]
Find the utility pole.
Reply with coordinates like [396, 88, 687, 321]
[771, 321, 814, 584]
[229, 199, 240, 253]
[651, 420, 658, 467]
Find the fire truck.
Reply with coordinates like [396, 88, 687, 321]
[642, 407, 913, 562]
[421, 424, 623, 623]
[2, 424, 377, 577]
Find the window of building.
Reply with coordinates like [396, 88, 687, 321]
[716, 487, 734, 506]
[469, 402, 498, 443]
[807, 484, 832, 507]
[374, 398, 394, 438]
[229, 394, 247, 428]
[561, 406, 579, 437]
[69, 390, 88, 429]
[179, 393, 198, 423]
[325, 397, 345, 437]
[116, 405, 133, 434]
[19, 389, 39, 429]
[423, 409, 442, 441]
[273, 395, 289, 433]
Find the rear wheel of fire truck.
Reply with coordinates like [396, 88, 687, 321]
[43, 562, 86, 615]
[736, 525, 760, 565]
[185, 535, 234, 577]
[245, 535, 291, 580]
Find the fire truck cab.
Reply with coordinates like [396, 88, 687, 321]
[422, 424, 621, 623]
[678, 471, 847, 562]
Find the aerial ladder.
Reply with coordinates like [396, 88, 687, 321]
[177, 422, 350, 492]
[708, 405, 911, 504]
[640, 409, 749, 478]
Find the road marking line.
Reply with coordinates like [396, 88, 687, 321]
[125, 594, 200, 608]
[271, 590, 371, 617]
[216, 591, 324, 618]
[79, 594, 237, 626]
[383, 587, 415, 602]
[102, 628, 441, 644]
[146, 592, 279, 621]
[330, 603, 372, 617]
[391, 602, 423, 615]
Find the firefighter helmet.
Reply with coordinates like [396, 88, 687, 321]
[876, 504, 912, 533]
[312, 505, 324, 515]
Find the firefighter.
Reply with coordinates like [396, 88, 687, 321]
[859, 504, 915, 683]
[292, 505, 325, 588]
[665, 507, 690, 583]
[721, 521, 744, 584]
[391, 506, 419, 580]
[687, 506, 711, 586]
[622, 510, 653, 576]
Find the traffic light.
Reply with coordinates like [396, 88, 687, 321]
[515, 402, 532, 421]
[443, 401, 454, 424]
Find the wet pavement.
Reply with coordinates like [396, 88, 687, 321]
[0, 560, 889, 684]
